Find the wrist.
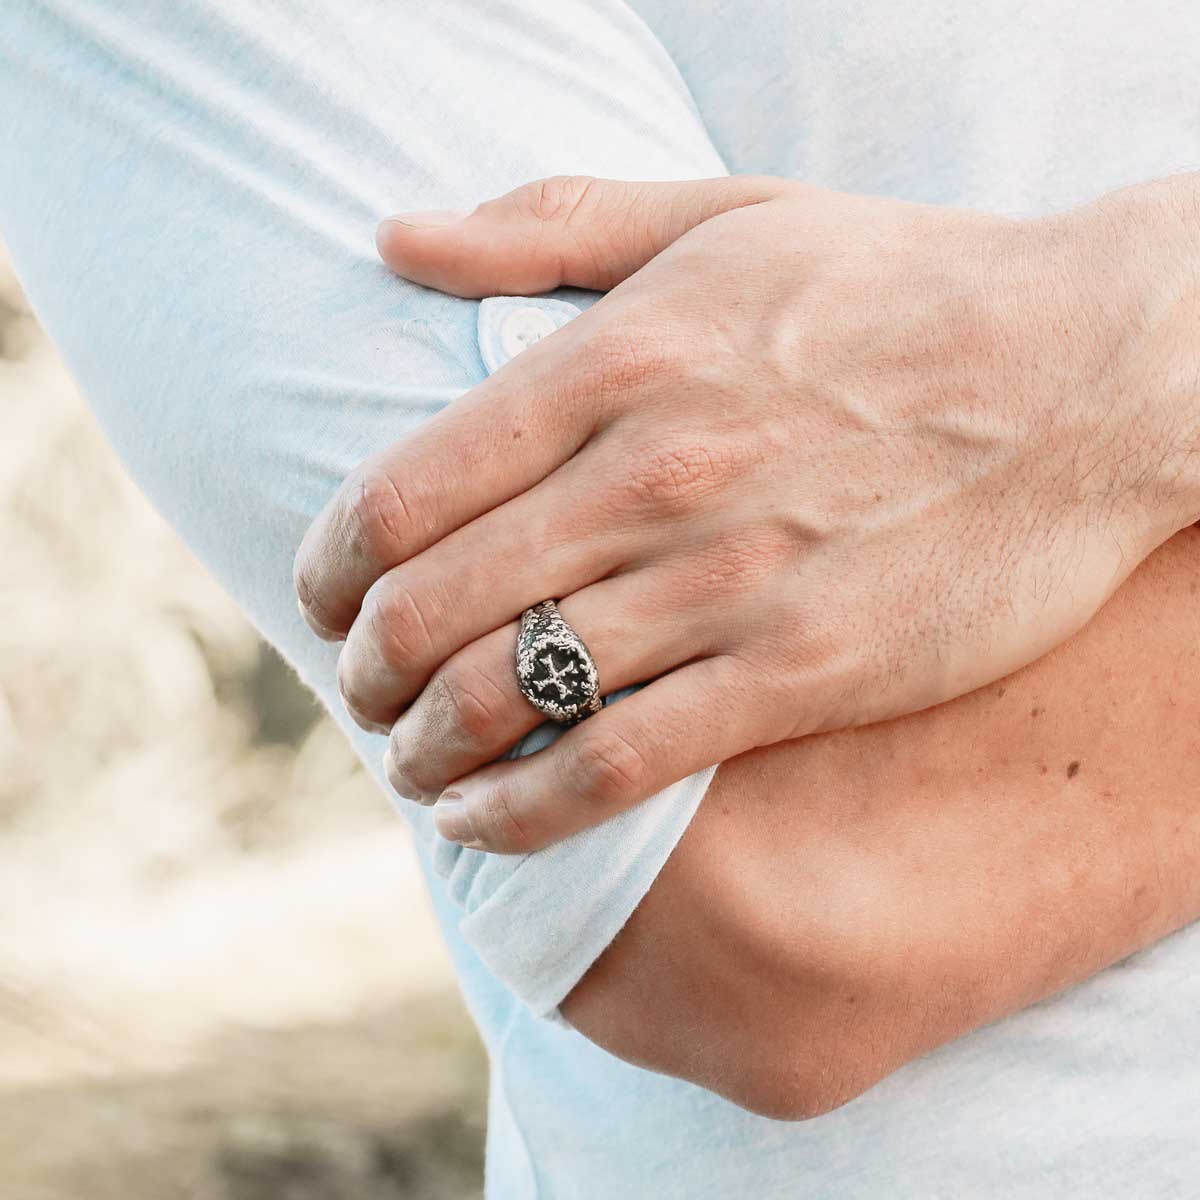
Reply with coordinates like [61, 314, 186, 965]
[1097, 175, 1200, 537]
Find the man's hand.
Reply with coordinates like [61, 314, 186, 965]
[294, 174, 1200, 853]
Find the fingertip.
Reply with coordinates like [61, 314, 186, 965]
[374, 217, 397, 261]
[296, 595, 345, 643]
[376, 211, 464, 263]
[373, 217, 410, 271]
[383, 738, 431, 804]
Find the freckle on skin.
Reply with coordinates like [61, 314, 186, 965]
[1038, 763, 1048, 775]
[1031, 706, 1041, 717]
[997, 686, 1006, 698]
[1067, 760, 1081, 779]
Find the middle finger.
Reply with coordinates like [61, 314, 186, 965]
[336, 452, 630, 732]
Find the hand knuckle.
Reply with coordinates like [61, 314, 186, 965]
[588, 325, 676, 398]
[435, 662, 505, 746]
[614, 439, 733, 518]
[362, 578, 438, 669]
[571, 730, 647, 810]
[292, 544, 339, 630]
[387, 728, 434, 799]
[346, 464, 416, 565]
[336, 651, 377, 727]
[475, 785, 532, 854]
[385, 732, 420, 798]
[520, 174, 599, 225]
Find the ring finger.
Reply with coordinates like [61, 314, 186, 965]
[384, 566, 713, 803]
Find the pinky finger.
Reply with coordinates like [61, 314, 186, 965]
[432, 656, 757, 854]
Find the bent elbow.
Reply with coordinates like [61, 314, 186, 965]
[690, 1023, 883, 1122]
[567, 971, 885, 1122]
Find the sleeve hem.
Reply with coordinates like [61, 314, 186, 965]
[455, 764, 717, 1015]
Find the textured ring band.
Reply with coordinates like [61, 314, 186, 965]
[515, 599, 603, 725]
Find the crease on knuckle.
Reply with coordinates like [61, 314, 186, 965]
[616, 440, 732, 517]
[349, 466, 416, 563]
[292, 546, 341, 632]
[523, 175, 600, 226]
[583, 327, 675, 404]
[335, 650, 377, 727]
[387, 728, 445, 803]
[475, 784, 531, 854]
[385, 728, 422, 798]
[363, 579, 437, 670]
[435, 662, 506, 747]
[571, 729, 647, 811]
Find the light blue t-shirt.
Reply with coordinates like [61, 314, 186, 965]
[2, 2, 1199, 1195]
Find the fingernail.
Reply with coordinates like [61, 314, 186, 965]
[383, 209, 467, 229]
[433, 790, 483, 848]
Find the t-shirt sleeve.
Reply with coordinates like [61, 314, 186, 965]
[0, 0, 727, 1018]
[430, 699, 716, 1015]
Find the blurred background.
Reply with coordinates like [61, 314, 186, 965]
[0, 248, 487, 1199]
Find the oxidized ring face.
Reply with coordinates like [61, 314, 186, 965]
[516, 601, 602, 724]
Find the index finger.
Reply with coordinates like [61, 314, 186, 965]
[293, 321, 600, 638]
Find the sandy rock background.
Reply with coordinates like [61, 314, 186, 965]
[0, 253, 485, 1199]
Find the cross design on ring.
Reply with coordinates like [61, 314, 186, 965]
[534, 652, 579, 700]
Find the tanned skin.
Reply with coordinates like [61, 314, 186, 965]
[564, 525, 1200, 1118]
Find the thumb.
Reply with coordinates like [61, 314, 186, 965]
[375, 174, 787, 298]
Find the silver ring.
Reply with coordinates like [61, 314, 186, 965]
[516, 599, 603, 725]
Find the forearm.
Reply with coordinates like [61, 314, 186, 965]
[564, 524, 1200, 1118]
